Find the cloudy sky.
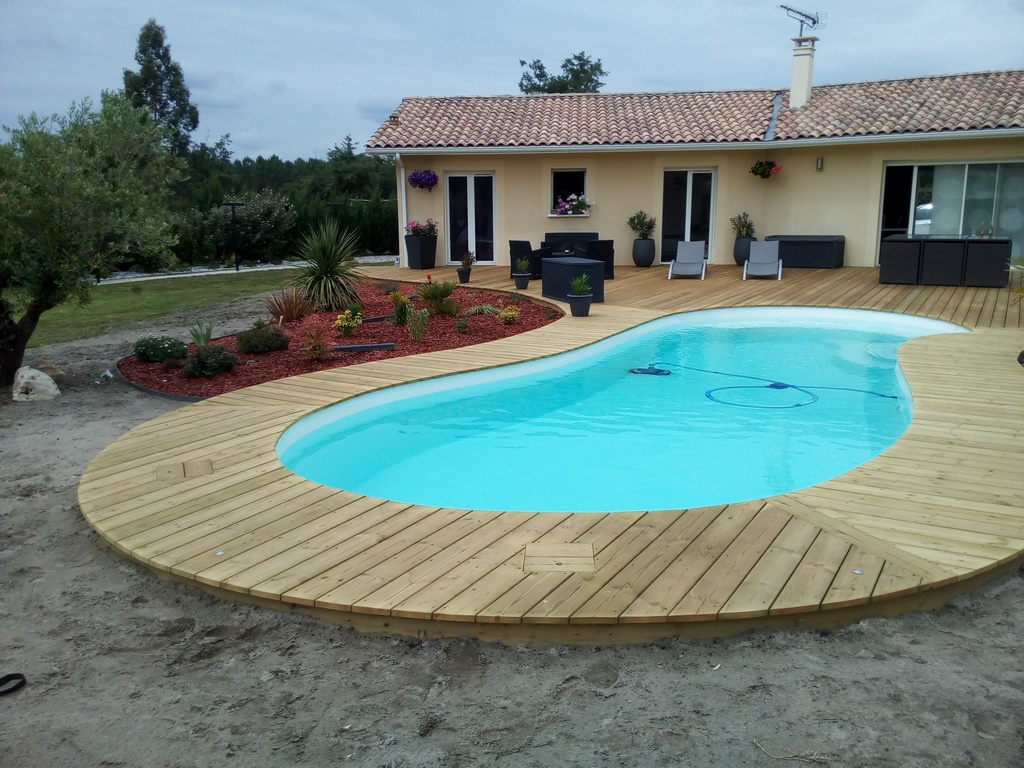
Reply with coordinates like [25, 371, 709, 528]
[2, 0, 1021, 161]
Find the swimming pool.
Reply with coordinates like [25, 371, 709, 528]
[278, 308, 967, 513]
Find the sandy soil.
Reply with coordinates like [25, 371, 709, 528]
[2, 294, 1023, 768]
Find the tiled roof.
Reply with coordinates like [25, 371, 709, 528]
[366, 69, 1024, 151]
[367, 90, 776, 149]
[774, 69, 1024, 139]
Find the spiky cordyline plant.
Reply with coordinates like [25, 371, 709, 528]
[266, 286, 316, 323]
[291, 219, 363, 311]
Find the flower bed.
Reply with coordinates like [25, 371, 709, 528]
[117, 282, 562, 398]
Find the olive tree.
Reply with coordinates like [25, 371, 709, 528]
[0, 92, 184, 386]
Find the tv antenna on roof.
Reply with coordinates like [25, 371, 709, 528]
[778, 4, 827, 36]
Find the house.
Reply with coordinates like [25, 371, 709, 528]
[366, 38, 1024, 271]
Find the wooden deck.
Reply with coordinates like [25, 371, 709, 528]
[77, 265, 1024, 642]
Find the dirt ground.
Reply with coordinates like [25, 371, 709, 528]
[2, 294, 1022, 768]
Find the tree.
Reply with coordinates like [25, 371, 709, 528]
[214, 189, 297, 265]
[518, 51, 608, 94]
[123, 19, 199, 154]
[0, 92, 184, 386]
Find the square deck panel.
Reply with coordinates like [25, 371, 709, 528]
[155, 459, 214, 481]
[541, 257, 605, 302]
[523, 543, 596, 573]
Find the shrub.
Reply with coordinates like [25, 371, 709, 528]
[507, 292, 527, 303]
[389, 291, 411, 326]
[267, 287, 316, 323]
[627, 210, 657, 239]
[464, 304, 498, 316]
[334, 309, 361, 337]
[408, 308, 428, 341]
[498, 305, 520, 325]
[188, 320, 214, 347]
[415, 280, 458, 315]
[236, 322, 290, 354]
[133, 336, 188, 363]
[291, 219, 363, 310]
[296, 326, 332, 362]
[171, 207, 222, 267]
[215, 189, 297, 265]
[183, 345, 236, 378]
[455, 318, 469, 333]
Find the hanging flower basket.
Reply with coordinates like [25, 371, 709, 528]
[750, 160, 780, 179]
[407, 169, 438, 192]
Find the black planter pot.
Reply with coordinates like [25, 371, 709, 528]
[512, 273, 531, 290]
[733, 236, 756, 265]
[456, 267, 471, 283]
[632, 238, 656, 267]
[568, 293, 592, 317]
[405, 235, 437, 270]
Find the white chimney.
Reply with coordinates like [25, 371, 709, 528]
[790, 35, 818, 109]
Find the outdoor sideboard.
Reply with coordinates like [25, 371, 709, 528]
[765, 235, 845, 268]
[879, 235, 1012, 287]
[541, 257, 605, 302]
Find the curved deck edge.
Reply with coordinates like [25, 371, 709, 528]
[78, 287, 1024, 643]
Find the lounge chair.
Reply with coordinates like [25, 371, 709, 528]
[742, 241, 782, 280]
[668, 240, 706, 280]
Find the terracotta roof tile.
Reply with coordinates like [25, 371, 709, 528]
[775, 70, 1024, 139]
[367, 90, 776, 149]
[366, 70, 1024, 150]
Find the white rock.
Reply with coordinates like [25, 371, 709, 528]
[11, 366, 62, 401]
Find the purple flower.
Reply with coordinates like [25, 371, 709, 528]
[407, 169, 438, 191]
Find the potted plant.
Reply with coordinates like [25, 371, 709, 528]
[567, 273, 593, 317]
[552, 194, 593, 216]
[512, 257, 531, 290]
[457, 251, 474, 283]
[404, 218, 438, 270]
[627, 210, 657, 267]
[407, 169, 438, 192]
[750, 160, 780, 179]
[729, 212, 757, 265]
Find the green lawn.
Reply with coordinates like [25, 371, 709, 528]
[29, 269, 301, 347]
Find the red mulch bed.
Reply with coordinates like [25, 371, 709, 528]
[117, 282, 563, 398]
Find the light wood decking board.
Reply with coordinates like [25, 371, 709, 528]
[77, 266, 1024, 640]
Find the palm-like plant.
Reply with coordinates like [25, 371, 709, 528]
[291, 219, 363, 311]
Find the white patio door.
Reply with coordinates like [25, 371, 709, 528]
[661, 170, 714, 262]
[446, 174, 495, 264]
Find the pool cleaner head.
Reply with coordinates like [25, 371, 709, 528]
[630, 365, 671, 376]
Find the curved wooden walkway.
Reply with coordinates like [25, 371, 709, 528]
[77, 265, 1024, 642]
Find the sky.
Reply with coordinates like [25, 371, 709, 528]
[2, 0, 1022, 161]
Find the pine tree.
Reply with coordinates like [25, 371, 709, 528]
[518, 52, 608, 94]
[123, 19, 199, 154]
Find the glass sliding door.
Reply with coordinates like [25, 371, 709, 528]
[881, 161, 1024, 260]
[661, 170, 714, 262]
[964, 164, 999, 235]
[446, 173, 494, 264]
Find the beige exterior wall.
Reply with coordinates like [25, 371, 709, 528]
[397, 135, 1024, 269]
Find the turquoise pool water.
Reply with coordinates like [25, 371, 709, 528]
[277, 308, 967, 512]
